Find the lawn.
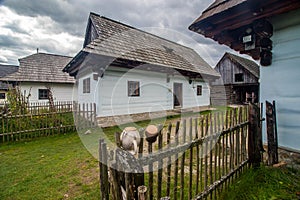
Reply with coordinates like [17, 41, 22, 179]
[0, 132, 100, 200]
[2, 106, 299, 200]
[220, 165, 300, 200]
[1, 130, 300, 200]
[0, 109, 217, 200]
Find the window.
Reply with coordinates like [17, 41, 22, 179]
[235, 73, 244, 82]
[197, 85, 202, 96]
[38, 89, 49, 100]
[0, 92, 5, 99]
[128, 81, 140, 97]
[83, 78, 90, 93]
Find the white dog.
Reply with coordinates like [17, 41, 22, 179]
[120, 127, 141, 155]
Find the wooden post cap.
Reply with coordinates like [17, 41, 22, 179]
[145, 125, 158, 143]
[124, 126, 137, 132]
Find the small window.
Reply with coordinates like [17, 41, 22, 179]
[235, 73, 244, 82]
[197, 85, 202, 96]
[0, 92, 5, 99]
[38, 89, 49, 100]
[128, 81, 140, 97]
[83, 78, 90, 93]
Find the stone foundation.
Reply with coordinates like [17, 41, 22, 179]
[97, 106, 210, 127]
[264, 145, 300, 169]
[277, 146, 300, 169]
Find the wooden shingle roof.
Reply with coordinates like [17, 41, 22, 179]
[221, 52, 259, 78]
[191, 0, 246, 27]
[64, 12, 219, 78]
[0, 64, 18, 90]
[1, 53, 75, 83]
[0, 64, 18, 78]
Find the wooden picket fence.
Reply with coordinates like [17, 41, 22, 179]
[0, 101, 96, 143]
[99, 104, 263, 200]
[73, 102, 97, 130]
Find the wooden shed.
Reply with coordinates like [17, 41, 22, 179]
[211, 52, 259, 105]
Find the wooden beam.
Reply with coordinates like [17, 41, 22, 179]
[201, 0, 300, 39]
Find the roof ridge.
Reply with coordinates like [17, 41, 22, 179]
[226, 52, 258, 66]
[0, 64, 18, 67]
[19, 52, 72, 61]
[90, 12, 196, 52]
[224, 52, 259, 78]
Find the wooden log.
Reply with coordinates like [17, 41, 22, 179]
[145, 125, 158, 143]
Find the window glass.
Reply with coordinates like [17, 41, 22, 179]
[128, 81, 140, 97]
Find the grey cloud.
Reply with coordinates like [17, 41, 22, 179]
[0, 35, 20, 48]
[2, 0, 212, 38]
[1, 0, 224, 66]
[2, 0, 86, 36]
[3, 22, 30, 36]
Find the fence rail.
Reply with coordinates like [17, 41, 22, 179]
[0, 101, 96, 143]
[99, 105, 261, 200]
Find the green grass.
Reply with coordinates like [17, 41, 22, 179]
[0, 106, 245, 200]
[220, 165, 300, 200]
[0, 132, 100, 200]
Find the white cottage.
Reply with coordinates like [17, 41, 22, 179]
[0, 64, 19, 104]
[189, 0, 300, 151]
[64, 12, 220, 126]
[0, 53, 75, 103]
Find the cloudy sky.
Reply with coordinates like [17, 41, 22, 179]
[0, 0, 236, 67]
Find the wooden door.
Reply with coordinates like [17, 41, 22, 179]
[173, 83, 182, 108]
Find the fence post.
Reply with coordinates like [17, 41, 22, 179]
[248, 103, 262, 167]
[99, 139, 109, 200]
[266, 101, 278, 165]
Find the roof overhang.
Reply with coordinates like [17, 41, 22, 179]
[63, 51, 220, 81]
[189, 0, 300, 66]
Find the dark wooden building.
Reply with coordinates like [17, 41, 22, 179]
[211, 52, 259, 105]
